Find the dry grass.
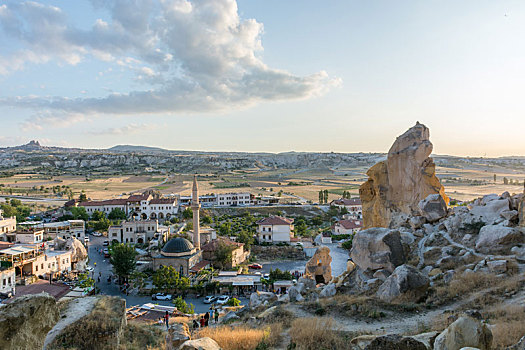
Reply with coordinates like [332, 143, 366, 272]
[432, 271, 494, 304]
[49, 296, 126, 350]
[486, 304, 525, 349]
[197, 324, 282, 350]
[119, 321, 165, 350]
[289, 317, 347, 350]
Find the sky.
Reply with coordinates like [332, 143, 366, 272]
[1, 0, 525, 157]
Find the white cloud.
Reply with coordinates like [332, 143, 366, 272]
[89, 123, 157, 136]
[0, 0, 340, 120]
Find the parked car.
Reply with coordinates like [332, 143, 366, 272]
[103, 240, 109, 246]
[92, 232, 102, 237]
[248, 263, 263, 269]
[84, 236, 89, 243]
[152, 293, 172, 301]
[216, 295, 230, 305]
[86, 266, 94, 272]
[203, 295, 218, 304]
[263, 273, 270, 279]
[103, 248, 110, 258]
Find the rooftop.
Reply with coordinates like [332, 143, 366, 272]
[256, 216, 294, 226]
[331, 198, 362, 206]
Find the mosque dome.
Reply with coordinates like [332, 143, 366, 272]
[161, 237, 195, 257]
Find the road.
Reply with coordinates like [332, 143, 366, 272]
[86, 235, 247, 314]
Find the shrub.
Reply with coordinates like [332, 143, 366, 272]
[226, 297, 241, 307]
[173, 296, 194, 314]
[198, 325, 277, 350]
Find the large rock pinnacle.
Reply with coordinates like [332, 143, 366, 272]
[360, 122, 448, 229]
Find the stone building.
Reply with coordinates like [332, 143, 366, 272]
[202, 237, 249, 269]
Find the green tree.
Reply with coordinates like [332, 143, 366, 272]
[77, 273, 95, 288]
[69, 206, 89, 221]
[93, 217, 111, 231]
[109, 243, 137, 282]
[318, 190, 324, 204]
[153, 265, 191, 293]
[108, 208, 127, 220]
[0, 203, 17, 218]
[172, 296, 194, 314]
[213, 241, 235, 269]
[237, 229, 255, 249]
[10, 199, 22, 207]
[182, 207, 193, 220]
[91, 210, 106, 221]
[493, 174, 497, 183]
[201, 215, 212, 225]
[79, 191, 87, 201]
[323, 190, 329, 204]
[225, 297, 241, 307]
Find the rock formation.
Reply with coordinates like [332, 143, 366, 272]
[350, 228, 406, 274]
[0, 293, 59, 350]
[179, 337, 221, 350]
[360, 122, 448, 229]
[54, 237, 88, 263]
[376, 264, 429, 303]
[249, 291, 277, 309]
[434, 314, 492, 350]
[304, 246, 332, 284]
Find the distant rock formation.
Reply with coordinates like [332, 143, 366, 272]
[304, 246, 332, 284]
[359, 122, 448, 229]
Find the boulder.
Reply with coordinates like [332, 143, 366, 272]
[359, 122, 448, 229]
[297, 276, 316, 290]
[0, 293, 59, 350]
[168, 323, 191, 348]
[179, 337, 221, 350]
[419, 194, 448, 222]
[501, 209, 518, 221]
[320, 283, 337, 298]
[221, 311, 239, 323]
[434, 315, 492, 350]
[486, 260, 507, 274]
[364, 334, 428, 350]
[476, 225, 525, 254]
[288, 285, 304, 302]
[376, 264, 429, 303]
[257, 306, 277, 319]
[410, 216, 427, 230]
[304, 246, 332, 284]
[249, 291, 277, 309]
[350, 335, 377, 349]
[469, 198, 510, 225]
[55, 237, 88, 264]
[372, 269, 391, 281]
[350, 228, 406, 274]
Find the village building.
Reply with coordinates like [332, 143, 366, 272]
[0, 244, 71, 282]
[19, 220, 85, 240]
[108, 220, 169, 244]
[201, 237, 249, 269]
[13, 228, 45, 244]
[330, 198, 363, 219]
[0, 212, 17, 242]
[216, 193, 252, 206]
[0, 267, 15, 297]
[79, 193, 178, 221]
[256, 216, 294, 243]
[331, 219, 362, 235]
[152, 176, 208, 275]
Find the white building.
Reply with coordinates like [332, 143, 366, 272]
[19, 220, 85, 240]
[217, 193, 252, 207]
[256, 216, 294, 243]
[0, 214, 16, 242]
[331, 219, 362, 235]
[79, 194, 178, 221]
[0, 267, 15, 296]
[14, 228, 44, 244]
[330, 198, 362, 219]
[108, 220, 170, 244]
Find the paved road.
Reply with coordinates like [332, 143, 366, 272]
[86, 235, 247, 314]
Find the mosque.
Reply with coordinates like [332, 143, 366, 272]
[152, 176, 209, 275]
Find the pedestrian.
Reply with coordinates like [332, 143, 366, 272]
[192, 319, 199, 329]
[209, 309, 214, 323]
[199, 316, 205, 328]
[214, 310, 219, 324]
[164, 311, 169, 330]
[204, 312, 210, 327]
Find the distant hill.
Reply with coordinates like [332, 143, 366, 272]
[107, 145, 170, 153]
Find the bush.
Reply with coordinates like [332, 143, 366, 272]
[172, 296, 194, 314]
[226, 297, 241, 307]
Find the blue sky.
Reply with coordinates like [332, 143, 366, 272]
[1, 0, 524, 156]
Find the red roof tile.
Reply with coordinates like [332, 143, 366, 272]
[334, 219, 362, 230]
[79, 199, 127, 206]
[189, 260, 210, 272]
[331, 198, 362, 206]
[201, 237, 244, 252]
[256, 216, 294, 226]
[149, 198, 176, 204]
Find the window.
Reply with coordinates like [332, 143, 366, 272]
[179, 265, 184, 276]
[8, 277, 11, 284]
[35, 265, 38, 272]
[41, 264, 44, 269]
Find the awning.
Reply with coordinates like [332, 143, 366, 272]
[233, 281, 254, 286]
[0, 246, 36, 255]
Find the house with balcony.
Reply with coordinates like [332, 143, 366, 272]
[19, 220, 85, 240]
[108, 220, 169, 244]
[14, 228, 44, 244]
[256, 216, 294, 243]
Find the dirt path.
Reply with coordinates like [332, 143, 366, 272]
[44, 297, 98, 349]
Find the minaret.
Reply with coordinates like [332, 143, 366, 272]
[191, 175, 201, 250]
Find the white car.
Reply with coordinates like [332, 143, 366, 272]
[86, 266, 94, 272]
[152, 293, 172, 301]
[263, 273, 270, 279]
[203, 296, 218, 304]
[92, 232, 102, 237]
[216, 295, 230, 305]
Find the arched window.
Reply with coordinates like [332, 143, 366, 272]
[179, 265, 184, 276]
